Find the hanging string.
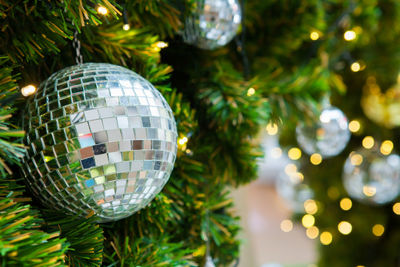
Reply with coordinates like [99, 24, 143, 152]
[72, 30, 83, 65]
[235, 0, 250, 80]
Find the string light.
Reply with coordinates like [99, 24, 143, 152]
[362, 136, 374, 149]
[302, 214, 315, 228]
[380, 140, 393, 155]
[280, 219, 293, 232]
[363, 185, 376, 197]
[266, 123, 278, 135]
[393, 202, 400, 215]
[284, 163, 297, 175]
[304, 199, 318, 214]
[178, 136, 188, 146]
[289, 172, 304, 183]
[351, 62, 361, 72]
[155, 41, 168, 48]
[372, 224, 385, 237]
[338, 221, 352, 235]
[349, 120, 361, 132]
[310, 153, 322, 165]
[340, 198, 352, 211]
[97, 6, 108, 15]
[288, 147, 302, 160]
[344, 30, 356, 41]
[122, 8, 129, 31]
[320, 231, 333, 245]
[21, 84, 37, 96]
[306, 226, 319, 239]
[350, 153, 363, 166]
[271, 147, 282, 158]
[310, 31, 320, 41]
[247, 87, 255, 96]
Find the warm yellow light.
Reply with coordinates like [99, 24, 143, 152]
[44, 156, 53, 162]
[271, 147, 282, 159]
[288, 147, 302, 160]
[97, 6, 108, 15]
[338, 221, 352, 235]
[156, 41, 168, 48]
[306, 226, 319, 239]
[310, 153, 322, 165]
[302, 214, 315, 228]
[266, 123, 278, 135]
[296, 172, 304, 181]
[340, 198, 352, 211]
[350, 153, 363, 166]
[280, 219, 293, 232]
[247, 87, 255, 96]
[284, 164, 297, 175]
[363, 185, 376, 197]
[289, 172, 304, 183]
[320, 231, 333, 245]
[304, 199, 318, 215]
[178, 136, 188, 146]
[21, 84, 37, 96]
[344, 30, 356, 41]
[393, 202, 400, 215]
[310, 31, 320, 41]
[372, 224, 385, 237]
[380, 140, 394, 155]
[351, 62, 361, 72]
[362, 136, 374, 149]
[123, 24, 130, 31]
[349, 120, 361, 133]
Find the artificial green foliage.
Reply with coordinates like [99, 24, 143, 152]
[2, 0, 398, 266]
[42, 211, 104, 267]
[274, 1, 400, 266]
[0, 198, 67, 267]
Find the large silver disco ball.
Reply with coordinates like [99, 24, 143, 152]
[23, 63, 177, 222]
[182, 0, 242, 50]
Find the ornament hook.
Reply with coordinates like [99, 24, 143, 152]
[72, 30, 83, 65]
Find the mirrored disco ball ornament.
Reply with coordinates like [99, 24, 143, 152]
[276, 171, 313, 212]
[296, 106, 351, 158]
[23, 63, 177, 222]
[343, 147, 400, 205]
[182, 0, 242, 50]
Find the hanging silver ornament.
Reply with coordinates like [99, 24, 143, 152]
[343, 147, 400, 205]
[23, 63, 177, 222]
[204, 255, 216, 267]
[296, 106, 351, 158]
[182, 0, 242, 50]
[275, 168, 313, 212]
[257, 134, 291, 184]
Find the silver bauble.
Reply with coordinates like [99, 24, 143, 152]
[343, 147, 400, 205]
[182, 0, 242, 50]
[257, 134, 291, 184]
[296, 106, 350, 158]
[23, 63, 177, 222]
[204, 255, 216, 267]
[275, 170, 313, 212]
